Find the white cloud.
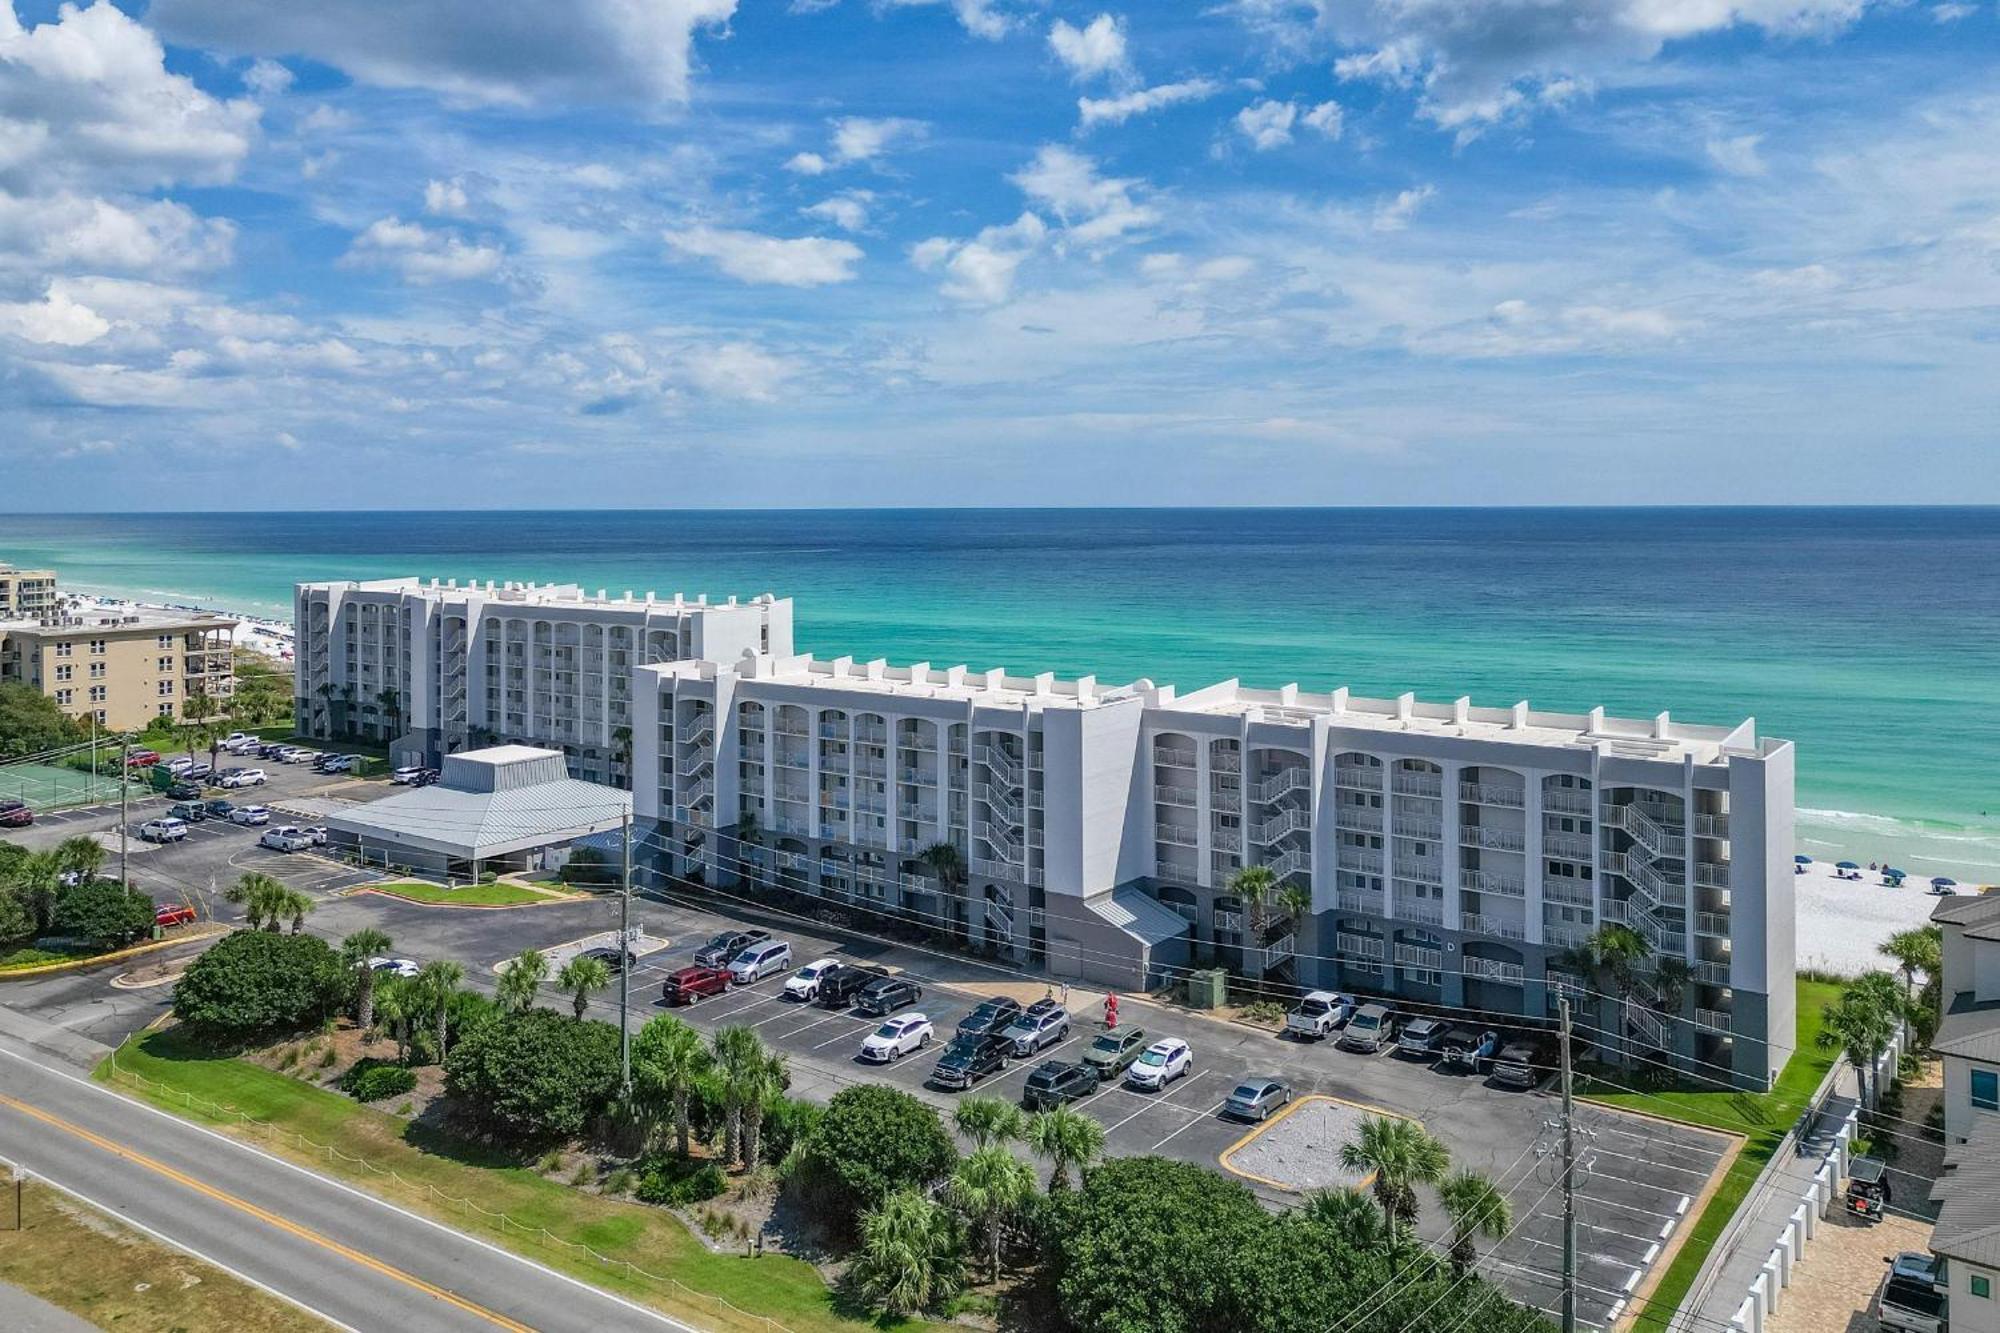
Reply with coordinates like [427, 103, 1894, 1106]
[423, 177, 471, 216]
[802, 191, 872, 232]
[566, 163, 625, 190]
[1372, 184, 1436, 232]
[831, 115, 922, 164]
[345, 216, 504, 283]
[148, 0, 739, 107]
[686, 342, 790, 400]
[881, 0, 1015, 40]
[242, 58, 293, 97]
[1302, 100, 1344, 139]
[0, 286, 109, 345]
[1235, 99, 1298, 150]
[1048, 14, 1130, 82]
[0, 190, 235, 272]
[1009, 145, 1157, 248]
[785, 151, 828, 176]
[663, 225, 862, 286]
[1705, 133, 1765, 177]
[1078, 78, 1223, 128]
[1930, 2, 1975, 18]
[912, 211, 1048, 304]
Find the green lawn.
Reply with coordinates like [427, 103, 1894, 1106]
[1580, 978, 1845, 1328]
[0, 944, 93, 972]
[97, 1030, 915, 1333]
[369, 880, 566, 907]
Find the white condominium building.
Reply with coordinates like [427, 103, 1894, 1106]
[293, 578, 792, 785]
[637, 654, 1796, 1089]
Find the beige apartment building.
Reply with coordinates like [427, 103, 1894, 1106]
[0, 564, 57, 619]
[0, 606, 238, 731]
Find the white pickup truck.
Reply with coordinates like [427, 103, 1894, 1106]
[1283, 990, 1355, 1040]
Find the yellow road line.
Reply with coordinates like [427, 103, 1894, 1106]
[0, 1092, 532, 1332]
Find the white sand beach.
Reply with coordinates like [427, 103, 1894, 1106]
[1793, 859, 1979, 978]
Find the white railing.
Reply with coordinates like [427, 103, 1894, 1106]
[1155, 783, 1198, 807]
[686, 778, 713, 807]
[817, 721, 847, 741]
[1695, 910, 1732, 938]
[1460, 781, 1526, 808]
[1334, 767, 1384, 791]
[979, 821, 1022, 856]
[1625, 1002, 1670, 1049]
[1694, 812, 1730, 840]
[1695, 1007, 1733, 1034]
[977, 744, 1021, 785]
[1251, 807, 1312, 844]
[1157, 851, 1199, 881]
[1692, 958, 1731, 985]
[1544, 833, 1594, 861]
[1211, 827, 1243, 853]
[1463, 956, 1525, 984]
[1266, 847, 1311, 880]
[1396, 899, 1444, 926]
[1392, 816, 1443, 840]
[1339, 847, 1384, 875]
[1543, 788, 1594, 816]
[981, 785, 1023, 824]
[1211, 750, 1242, 774]
[1393, 858, 1443, 885]
[985, 901, 1014, 941]
[1393, 773, 1443, 798]
[773, 745, 809, 769]
[1460, 825, 1526, 852]
[1465, 868, 1525, 897]
[1543, 921, 1594, 949]
[1155, 822, 1198, 847]
[1250, 768, 1309, 803]
[1543, 880, 1595, 907]
[1696, 861, 1732, 889]
[970, 856, 1021, 882]
[1462, 913, 1527, 941]
[899, 766, 938, 787]
[1608, 803, 1683, 860]
[1334, 807, 1382, 832]
[1262, 931, 1296, 967]
[1153, 744, 1197, 769]
[1336, 932, 1384, 960]
[1394, 943, 1443, 971]
[855, 759, 888, 780]
[1338, 891, 1382, 913]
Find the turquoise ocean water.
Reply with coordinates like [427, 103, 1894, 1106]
[4, 508, 1995, 879]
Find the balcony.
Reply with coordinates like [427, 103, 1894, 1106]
[1695, 1007, 1733, 1034]
[1334, 767, 1384, 792]
[1339, 848, 1385, 875]
[1542, 921, 1595, 949]
[1338, 891, 1383, 914]
[1155, 783, 1198, 807]
[1463, 956, 1525, 984]
[1394, 942, 1443, 971]
[1211, 750, 1242, 774]
[1153, 743, 1197, 769]
[1543, 833, 1594, 861]
[1460, 781, 1526, 808]
[1335, 807, 1383, 832]
[1543, 788, 1594, 816]
[899, 766, 939, 787]
[1392, 858, 1443, 885]
[1694, 812, 1730, 840]
[1336, 932, 1385, 961]
[1464, 869, 1525, 897]
[1461, 913, 1526, 941]
[1459, 825, 1525, 853]
[1211, 827, 1243, 854]
[1392, 773, 1442, 798]
[1692, 959, 1731, 985]
[817, 721, 848, 741]
[1543, 880, 1595, 907]
[1695, 861, 1732, 889]
[1396, 899, 1444, 926]
[1392, 816, 1443, 841]
[1694, 910, 1732, 938]
[1155, 822, 1199, 848]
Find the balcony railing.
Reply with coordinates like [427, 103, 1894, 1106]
[1461, 913, 1526, 941]
[1211, 827, 1243, 853]
[1460, 825, 1526, 853]
[1695, 861, 1732, 889]
[1396, 899, 1444, 926]
[1154, 744, 1197, 769]
[1692, 959, 1731, 985]
[1155, 822, 1199, 848]
[1694, 911, 1732, 938]
[1543, 833, 1594, 861]
[1543, 788, 1594, 816]
[1155, 783, 1198, 807]
[1392, 858, 1442, 885]
[1463, 956, 1526, 984]
[1338, 891, 1383, 914]
[1394, 942, 1443, 971]
[1334, 767, 1384, 792]
[1465, 869, 1525, 897]
[1336, 932, 1385, 961]
[1392, 774, 1443, 798]
[1334, 807, 1382, 832]
[1460, 781, 1526, 808]
[1542, 921, 1595, 949]
[1542, 879, 1595, 907]
[1339, 848, 1385, 875]
[1694, 1007, 1733, 1034]
[1392, 816, 1443, 841]
[1693, 813, 1730, 840]
[1211, 750, 1242, 774]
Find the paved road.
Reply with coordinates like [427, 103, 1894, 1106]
[0, 1036, 694, 1333]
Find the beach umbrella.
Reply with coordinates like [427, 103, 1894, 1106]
[1794, 854, 1813, 865]
[1933, 876, 1957, 886]
[1883, 867, 1905, 878]
[1836, 860, 1859, 870]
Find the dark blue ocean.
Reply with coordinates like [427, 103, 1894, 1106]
[4, 507, 1996, 877]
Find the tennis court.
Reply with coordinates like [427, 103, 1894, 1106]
[0, 762, 136, 811]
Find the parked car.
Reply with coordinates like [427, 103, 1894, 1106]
[1337, 1003, 1397, 1054]
[692, 929, 771, 969]
[139, 818, 188, 843]
[202, 799, 237, 820]
[1876, 1252, 1946, 1333]
[1846, 1156, 1893, 1221]
[1283, 990, 1355, 1040]
[295, 824, 328, 846]
[221, 731, 256, 749]
[260, 826, 312, 851]
[221, 768, 268, 789]
[167, 801, 207, 822]
[859, 1013, 934, 1063]
[411, 768, 441, 787]
[126, 749, 161, 767]
[579, 945, 636, 975]
[931, 1033, 1012, 1090]
[1438, 1026, 1504, 1074]
[155, 901, 198, 928]
[283, 748, 319, 765]
[784, 958, 843, 1001]
[391, 766, 426, 784]
[1491, 1034, 1557, 1090]
[1081, 1027, 1149, 1080]
[955, 996, 1024, 1039]
[313, 754, 354, 773]
[1002, 1000, 1071, 1056]
[1224, 1075, 1295, 1122]
[0, 799, 31, 829]
[165, 780, 202, 800]
[728, 940, 792, 984]
[1125, 1037, 1193, 1091]
[1396, 1017, 1448, 1059]
[662, 965, 732, 1005]
[368, 956, 421, 979]
[853, 975, 921, 1016]
[1022, 1060, 1099, 1110]
[183, 762, 212, 781]
[229, 805, 271, 826]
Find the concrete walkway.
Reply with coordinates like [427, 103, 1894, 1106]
[0, 1282, 98, 1333]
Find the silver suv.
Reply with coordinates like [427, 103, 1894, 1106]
[1002, 1001, 1071, 1057]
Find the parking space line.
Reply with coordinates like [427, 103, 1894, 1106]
[810, 1018, 883, 1050]
[1146, 1100, 1228, 1152]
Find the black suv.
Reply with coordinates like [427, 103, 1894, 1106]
[955, 996, 1024, 1038]
[816, 964, 890, 1009]
[1492, 1034, 1557, 1089]
[692, 929, 770, 969]
[1022, 1060, 1098, 1110]
[202, 799, 236, 820]
[165, 781, 202, 800]
[854, 975, 922, 1016]
[931, 1033, 1011, 1091]
[578, 946, 635, 974]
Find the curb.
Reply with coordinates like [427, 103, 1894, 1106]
[0, 929, 226, 981]
[354, 887, 585, 911]
[1220, 1092, 1396, 1193]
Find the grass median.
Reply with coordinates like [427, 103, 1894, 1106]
[1580, 977, 1844, 1328]
[96, 1028, 915, 1333]
[366, 879, 571, 907]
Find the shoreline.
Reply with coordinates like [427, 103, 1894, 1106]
[39, 581, 2000, 885]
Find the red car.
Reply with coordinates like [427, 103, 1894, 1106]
[127, 750, 161, 767]
[155, 902, 198, 928]
[662, 965, 731, 1006]
[0, 799, 32, 828]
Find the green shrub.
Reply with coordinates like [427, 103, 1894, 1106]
[759, 1096, 823, 1165]
[443, 1008, 621, 1143]
[173, 930, 344, 1044]
[602, 1167, 636, 1195]
[636, 1156, 726, 1206]
[341, 1060, 418, 1102]
[52, 879, 154, 948]
[799, 1084, 957, 1229]
[478, 870, 499, 885]
[570, 1160, 598, 1186]
[1239, 1000, 1286, 1025]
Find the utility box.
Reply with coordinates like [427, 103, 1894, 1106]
[1184, 968, 1228, 1010]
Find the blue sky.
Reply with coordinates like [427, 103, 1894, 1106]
[2, 0, 1996, 509]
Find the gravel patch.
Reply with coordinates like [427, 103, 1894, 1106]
[1221, 1094, 1380, 1192]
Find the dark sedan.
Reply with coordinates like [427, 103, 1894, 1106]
[955, 996, 1024, 1038]
[931, 1034, 1011, 1091]
[692, 929, 770, 969]
[1021, 1060, 1098, 1110]
[816, 964, 891, 1009]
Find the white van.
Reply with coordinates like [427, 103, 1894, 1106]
[728, 940, 793, 984]
[139, 817, 188, 843]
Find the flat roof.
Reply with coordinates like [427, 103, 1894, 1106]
[300, 576, 781, 615]
[326, 767, 631, 859]
[1, 606, 236, 636]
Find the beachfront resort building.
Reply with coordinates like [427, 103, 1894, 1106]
[635, 653, 1797, 1088]
[0, 603, 237, 730]
[292, 577, 793, 785]
[0, 563, 57, 619]
[1932, 892, 2000, 1144]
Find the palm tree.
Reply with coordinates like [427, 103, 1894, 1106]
[1819, 971, 1905, 1107]
[555, 954, 611, 1020]
[631, 1014, 713, 1158]
[18, 849, 64, 934]
[1880, 926, 1943, 1046]
[1228, 863, 1280, 941]
[1305, 1185, 1391, 1252]
[915, 841, 968, 938]
[1653, 956, 1693, 1017]
[497, 948, 549, 1014]
[277, 886, 314, 934]
[376, 687, 403, 743]
[1339, 1115, 1451, 1231]
[610, 725, 633, 781]
[1025, 1104, 1105, 1191]
[739, 1047, 790, 1169]
[225, 871, 288, 931]
[373, 976, 415, 1063]
[1580, 923, 1651, 1060]
[54, 834, 106, 884]
[416, 960, 466, 1061]
[1438, 1170, 1512, 1276]
[341, 928, 392, 1027]
[953, 1095, 1025, 1150]
[854, 1187, 963, 1317]
[714, 1025, 775, 1167]
[945, 1145, 1036, 1281]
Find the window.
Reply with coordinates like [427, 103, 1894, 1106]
[158, 655, 174, 672]
[157, 679, 174, 697]
[88, 638, 106, 655]
[89, 661, 105, 678]
[55, 641, 72, 657]
[1973, 1275, 1992, 1299]
[1974, 1067, 1999, 1112]
[54, 663, 72, 682]
[157, 701, 175, 717]
[89, 685, 107, 703]
[158, 634, 173, 648]
[56, 688, 74, 706]
[95, 710, 107, 724]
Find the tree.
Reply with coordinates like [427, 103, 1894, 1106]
[1819, 971, 1905, 1107]
[0, 885, 32, 944]
[53, 834, 107, 883]
[417, 959, 466, 1061]
[1304, 1185, 1391, 1253]
[953, 1095, 1025, 1150]
[852, 1187, 964, 1318]
[1228, 863, 1280, 942]
[0, 681, 83, 759]
[1438, 1170, 1512, 1276]
[276, 885, 314, 935]
[1579, 923, 1651, 1059]
[373, 975, 416, 1063]
[555, 953, 611, 1020]
[341, 929, 392, 1028]
[376, 687, 403, 742]
[225, 871, 288, 931]
[17, 849, 65, 934]
[497, 948, 549, 1014]
[1027, 1103, 1106, 1191]
[946, 1144, 1036, 1281]
[802, 1084, 959, 1226]
[444, 1008, 622, 1143]
[1880, 926, 1943, 1046]
[916, 841, 968, 937]
[631, 1014, 712, 1158]
[52, 879, 153, 947]
[715, 1025, 787, 1168]
[1339, 1115, 1450, 1231]
[173, 930, 343, 1043]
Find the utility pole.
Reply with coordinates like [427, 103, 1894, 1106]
[619, 805, 633, 1096]
[1559, 995, 1578, 1333]
[118, 737, 131, 890]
